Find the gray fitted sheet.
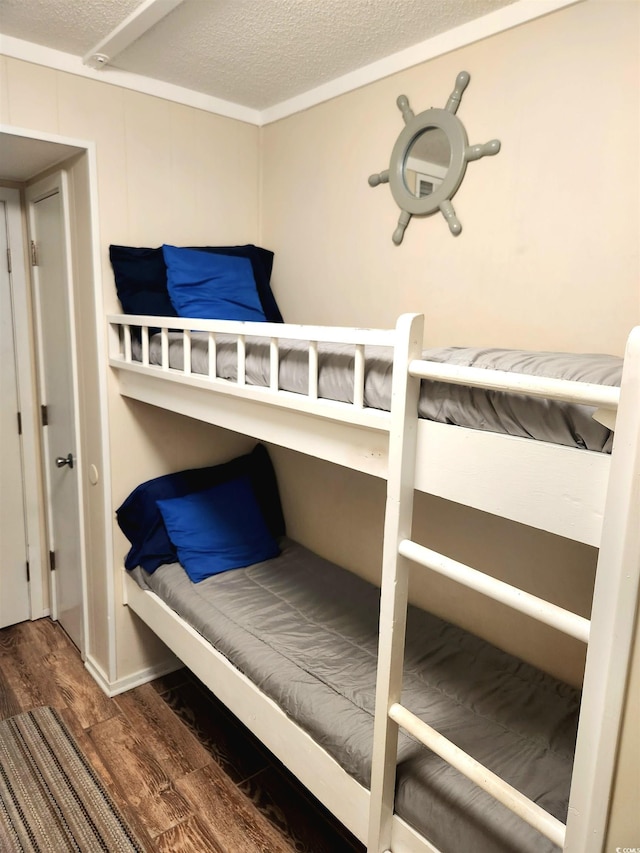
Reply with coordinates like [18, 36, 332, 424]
[132, 538, 578, 853]
[133, 333, 620, 452]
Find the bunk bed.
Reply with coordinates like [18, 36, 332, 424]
[108, 310, 640, 853]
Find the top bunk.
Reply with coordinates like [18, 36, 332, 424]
[107, 311, 625, 548]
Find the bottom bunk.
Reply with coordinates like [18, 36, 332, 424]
[124, 538, 577, 853]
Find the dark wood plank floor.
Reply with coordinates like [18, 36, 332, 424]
[0, 617, 366, 853]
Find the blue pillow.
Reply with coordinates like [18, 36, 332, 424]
[194, 245, 282, 323]
[157, 476, 280, 582]
[116, 444, 285, 573]
[109, 243, 283, 322]
[163, 244, 266, 322]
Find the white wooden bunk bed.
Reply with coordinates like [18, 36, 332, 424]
[108, 311, 640, 853]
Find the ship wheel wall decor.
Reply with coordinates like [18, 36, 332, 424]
[369, 72, 501, 245]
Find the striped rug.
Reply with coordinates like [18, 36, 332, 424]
[0, 706, 147, 852]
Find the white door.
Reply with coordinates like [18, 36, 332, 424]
[27, 174, 85, 652]
[0, 198, 31, 628]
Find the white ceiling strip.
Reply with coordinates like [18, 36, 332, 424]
[82, 0, 185, 69]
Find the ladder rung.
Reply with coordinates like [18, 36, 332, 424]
[399, 538, 590, 643]
[389, 702, 566, 848]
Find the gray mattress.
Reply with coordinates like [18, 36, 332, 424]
[132, 538, 578, 853]
[133, 332, 621, 452]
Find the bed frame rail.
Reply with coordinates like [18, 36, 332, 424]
[109, 313, 615, 543]
[108, 313, 397, 404]
[108, 313, 403, 473]
[410, 358, 619, 414]
[368, 320, 640, 853]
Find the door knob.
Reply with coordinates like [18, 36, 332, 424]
[55, 453, 74, 469]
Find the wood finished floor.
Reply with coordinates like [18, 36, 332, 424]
[0, 617, 366, 853]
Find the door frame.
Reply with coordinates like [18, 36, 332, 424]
[0, 186, 45, 621]
[26, 171, 87, 648]
[1, 124, 115, 678]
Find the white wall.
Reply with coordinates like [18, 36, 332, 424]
[0, 55, 262, 680]
[261, 0, 639, 355]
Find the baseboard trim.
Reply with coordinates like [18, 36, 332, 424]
[84, 652, 183, 697]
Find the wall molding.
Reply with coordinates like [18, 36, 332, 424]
[260, 0, 583, 124]
[85, 652, 182, 698]
[1, 0, 582, 126]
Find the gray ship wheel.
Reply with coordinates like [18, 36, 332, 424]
[369, 71, 500, 244]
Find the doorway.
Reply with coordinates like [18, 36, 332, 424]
[0, 187, 32, 628]
[26, 173, 86, 652]
[0, 125, 114, 679]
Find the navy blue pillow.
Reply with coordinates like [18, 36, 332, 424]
[116, 444, 285, 573]
[109, 245, 179, 319]
[109, 243, 283, 322]
[162, 244, 266, 322]
[157, 476, 280, 582]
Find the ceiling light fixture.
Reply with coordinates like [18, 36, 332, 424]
[85, 53, 110, 70]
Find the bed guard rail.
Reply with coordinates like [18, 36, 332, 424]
[107, 313, 401, 418]
[410, 358, 620, 423]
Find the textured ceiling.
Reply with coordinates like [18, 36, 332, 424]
[0, 0, 143, 54]
[0, 0, 518, 110]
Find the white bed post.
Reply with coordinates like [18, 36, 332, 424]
[565, 327, 640, 852]
[367, 313, 424, 853]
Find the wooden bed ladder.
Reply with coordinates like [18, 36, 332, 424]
[367, 318, 640, 853]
